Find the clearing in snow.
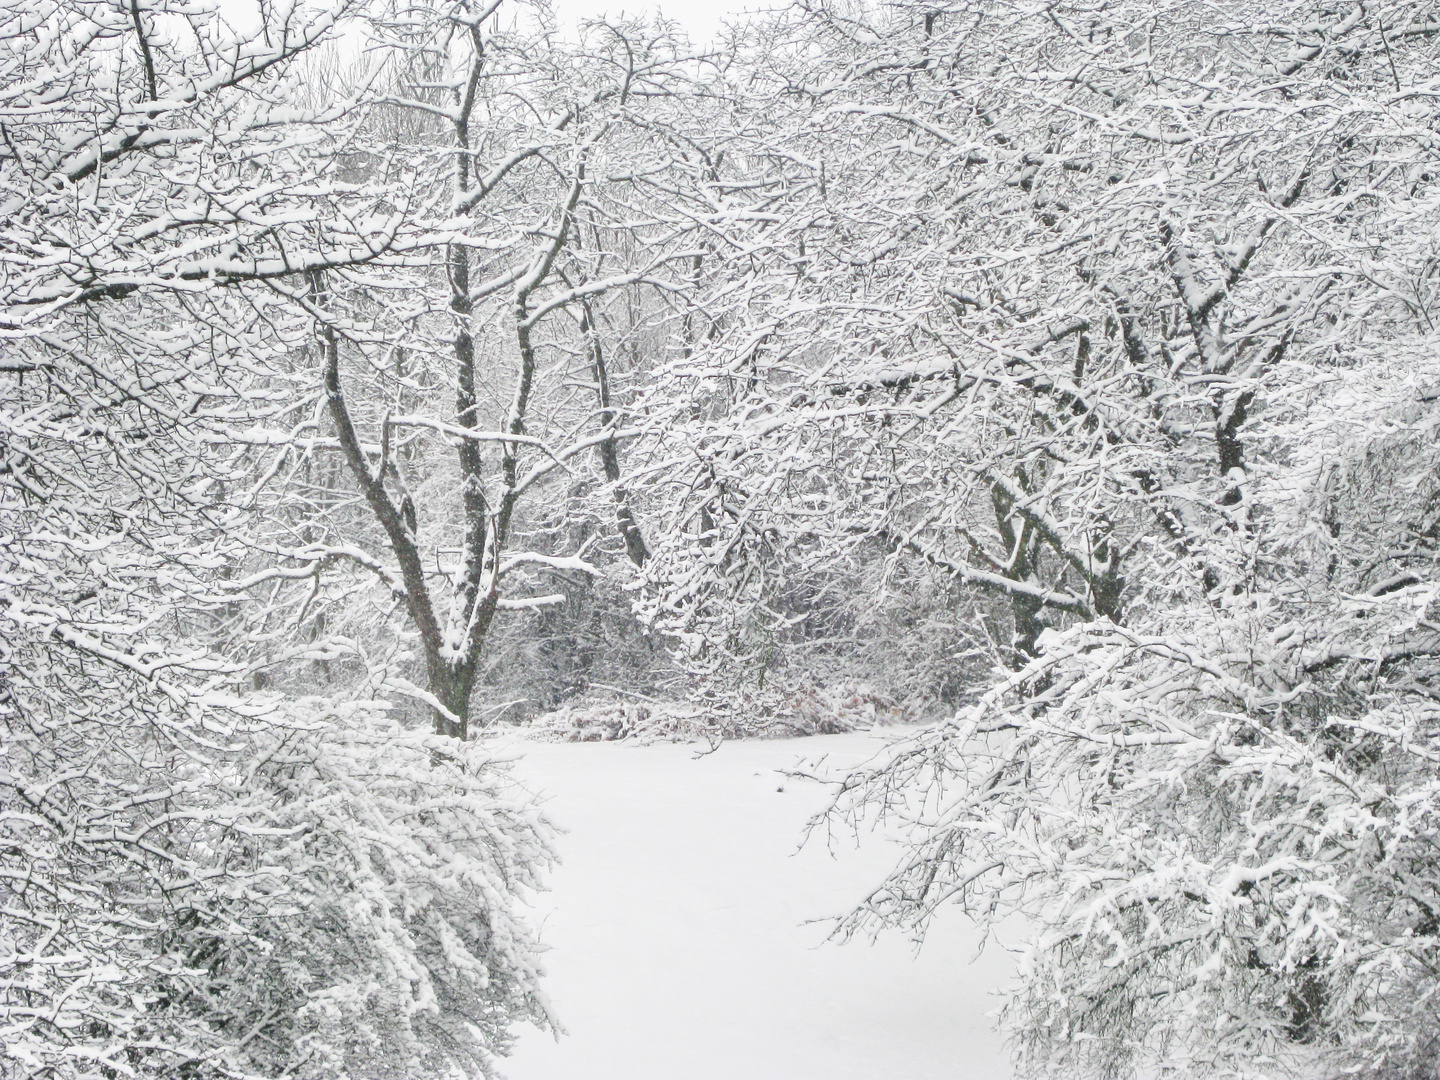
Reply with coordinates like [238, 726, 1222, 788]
[495, 731, 1015, 1080]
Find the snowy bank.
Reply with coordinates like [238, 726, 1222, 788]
[492, 731, 1015, 1080]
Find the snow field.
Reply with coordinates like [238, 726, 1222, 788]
[495, 732, 1016, 1080]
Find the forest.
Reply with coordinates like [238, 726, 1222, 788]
[2, 0, 1438, 1076]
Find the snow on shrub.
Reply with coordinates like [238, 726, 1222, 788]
[782, 683, 918, 736]
[1, 656, 556, 1080]
[525, 682, 916, 742]
[523, 697, 711, 742]
[832, 590, 1440, 1079]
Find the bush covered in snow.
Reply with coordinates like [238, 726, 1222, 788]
[1, 648, 556, 1079]
[525, 682, 916, 743]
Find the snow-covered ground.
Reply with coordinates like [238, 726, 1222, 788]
[491, 731, 1016, 1080]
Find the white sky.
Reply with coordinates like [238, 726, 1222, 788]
[214, 0, 774, 46]
[546, 0, 773, 42]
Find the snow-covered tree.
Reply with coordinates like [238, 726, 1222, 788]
[1, 2, 556, 1074]
[7, 0, 1439, 1072]
[231, 4, 745, 732]
[635, 0, 1440, 1073]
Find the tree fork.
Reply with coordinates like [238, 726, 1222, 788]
[315, 275, 467, 738]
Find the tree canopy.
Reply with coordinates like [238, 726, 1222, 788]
[3, 0, 1439, 1076]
